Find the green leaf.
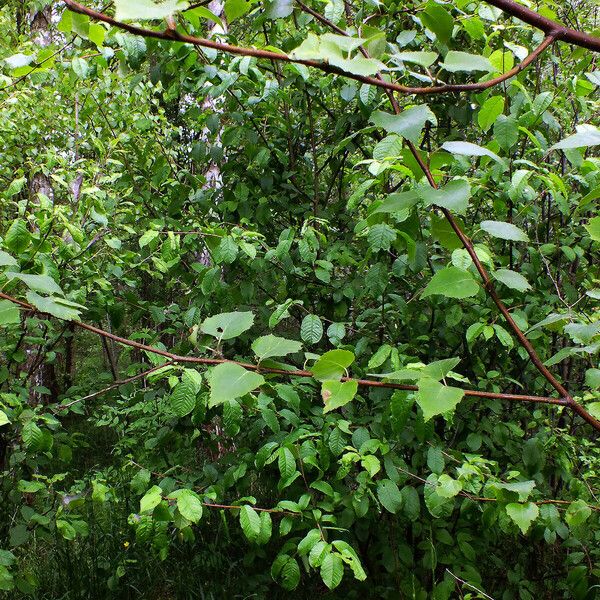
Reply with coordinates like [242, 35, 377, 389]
[442, 51, 493, 72]
[367, 223, 397, 252]
[313, 349, 355, 381]
[331, 540, 366, 581]
[0, 251, 17, 267]
[421, 3, 454, 44]
[436, 474, 462, 498]
[493, 268, 531, 292]
[320, 553, 344, 590]
[418, 179, 471, 215]
[114, 0, 189, 20]
[201, 311, 254, 340]
[252, 334, 302, 361]
[377, 479, 403, 513]
[264, 0, 293, 19]
[279, 556, 300, 590]
[138, 230, 159, 248]
[394, 51, 438, 68]
[170, 489, 203, 523]
[370, 105, 437, 144]
[480, 220, 529, 242]
[478, 96, 504, 131]
[4, 219, 31, 254]
[565, 500, 592, 528]
[494, 115, 519, 150]
[416, 377, 465, 421]
[441, 141, 503, 164]
[56, 520, 76, 541]
[427, 446, 444, 474]
[422, 266, 479, 299]
[584, 216, 600, 241]
[140, 485, 162, 513]
[300, 314, 323, 344]
[239, 505, 261, 542]
[8, 273, 63, 295]
[224, 0, 252, 22]
[22, 421, 43, 450]
[322, 380, 358, 413]
[171, 377, 199, 417]
[0, 410, 10, 427]
[506, 502, 539, 534]
[372, 191, 420, 215]
[0, 300, 19, 326]
[208, 363, 264, 407]
[551, 124, 600, 150]
[26, 292, 83, 321]
[278, 447, 296, 479]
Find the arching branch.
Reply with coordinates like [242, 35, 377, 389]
[0, 291, 567, 407]
[484, 0, 600, 52]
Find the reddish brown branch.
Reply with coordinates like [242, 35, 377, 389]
[294, 3, 600, 432]
[63, 0, 555, 97]
[0, 291, 565, 406]
[484, 0, 600, 52]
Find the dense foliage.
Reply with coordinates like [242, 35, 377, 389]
[0, 0, 599, 597]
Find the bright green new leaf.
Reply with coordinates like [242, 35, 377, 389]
[320, 553, 344, 590]
[422, 266, 479, 299]
[0, 251, 17, 267]
[140, 485, 162, 513]
[416, 377, 465, 421]
[251, 334, 302, 361]
[312, 349, 355, 381]
[322, 380, 358, 413]
[565, 500, 592, 528]
[201, 311, 254, 340]
[208, 363, 264, 406]
[0, 300, 19, 326]
[506, 502, 539, 534]
[436, 474, 462, 498]
[114, 0, 189, 20]
[478, 96, 504, 131]
[239, 505, 261, 542]
[0, 411, 10, 427]
[170, 489, 203, 523]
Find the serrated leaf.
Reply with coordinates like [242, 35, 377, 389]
[8, 273, 63, 295]
[208, 362, 264, 406]
[367, 223, 397, 252]
[0, 300, 19, 326]
[312, 349, 355, 381]
[4, 219, 31, 254]
[26, 292, 83, 321]
[170, 489, 203, 523]
[506, 502, 539, 534]
[416, 377, 465, 421]
[320, 553, 344, 590]
[22, 422, 43, 450]
[322, 380, 358, 413]
[171, 379, 197, 417]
